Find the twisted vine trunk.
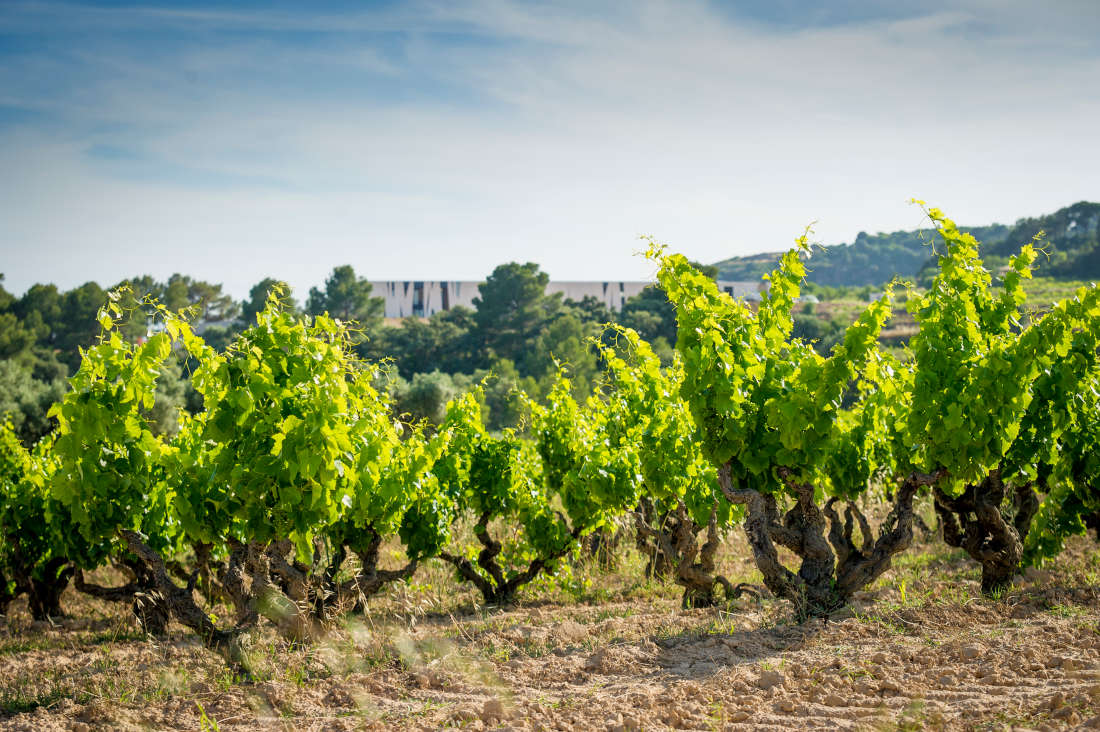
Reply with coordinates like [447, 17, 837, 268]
[634, 500, 758, 608]
[25, 561, 75, 622]
[316, 529, 418, 615]
[934, 471, 1040, 595]
[884, 484, 936, 538]
[249, 541, 319, 641]
[5, 544, 74, 622]
[116, 532, 328, 670]
[634, 498, 675, 580]
[185, 542, 231, 607]
[439, 511, 579, 605]
[261, 528, 421, 619]
[75, 558, 170, 637]
[115, 533, 330, 669]
[264, 539, 320, 618]
[718, 463, 943, 619]
[118, 530, 258, 670]
[0, 538, 74, 621]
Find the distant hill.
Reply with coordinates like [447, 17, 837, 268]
[714, 202, 1100, 286]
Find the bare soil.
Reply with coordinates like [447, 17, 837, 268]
[2, 532, 1099, 731]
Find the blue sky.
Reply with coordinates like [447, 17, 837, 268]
[1, 0, 1098, 298]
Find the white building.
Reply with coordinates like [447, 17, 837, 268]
[370, 280, 764, 319]
[370, 281, 481, 320]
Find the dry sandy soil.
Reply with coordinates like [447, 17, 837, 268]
[2, 531, 1099, 731]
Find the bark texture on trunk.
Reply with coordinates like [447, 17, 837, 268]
[934, 472, 1039, 595]
[321, 529, 419, 613]
[718, 463, 943, 618]
[74, 558, 169, 636]
[634, 498, 675, 580]
[634, 500, 761, 608]
[119, 530, 259, 670]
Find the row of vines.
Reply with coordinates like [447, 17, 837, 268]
[1, 207, 1098, 673]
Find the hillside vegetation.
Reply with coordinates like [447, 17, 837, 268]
[715, 201, 1100, 286]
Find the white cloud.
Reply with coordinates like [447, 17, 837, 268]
[0, 0, 1098, 298]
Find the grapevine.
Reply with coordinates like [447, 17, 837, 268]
[649, 233, 937, 617]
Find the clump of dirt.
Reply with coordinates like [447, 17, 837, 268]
[2, 535, 1099, 730]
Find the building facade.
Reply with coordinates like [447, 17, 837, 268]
[369, 279, 764, 319]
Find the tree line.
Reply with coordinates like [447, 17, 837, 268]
[0, 261, 711, 445]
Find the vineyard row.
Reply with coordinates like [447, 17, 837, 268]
[1, 206, 1098, 671]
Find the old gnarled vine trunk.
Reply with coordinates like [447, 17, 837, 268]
[118, 531, 257, 669]
[117, 531, 331, 671]
[439, 511, 579, 605]
[634, 498, 675, 580]
[5, 549, 74, 622]
[74, 558, 169, 635]
[634, 500, 760, 608]
[933, 471, 1040, 595]
[316, 529, 419, 615]
[718, 464, 944, 618]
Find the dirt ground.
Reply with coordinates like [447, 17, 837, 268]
[2, 530, 1099, 731]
